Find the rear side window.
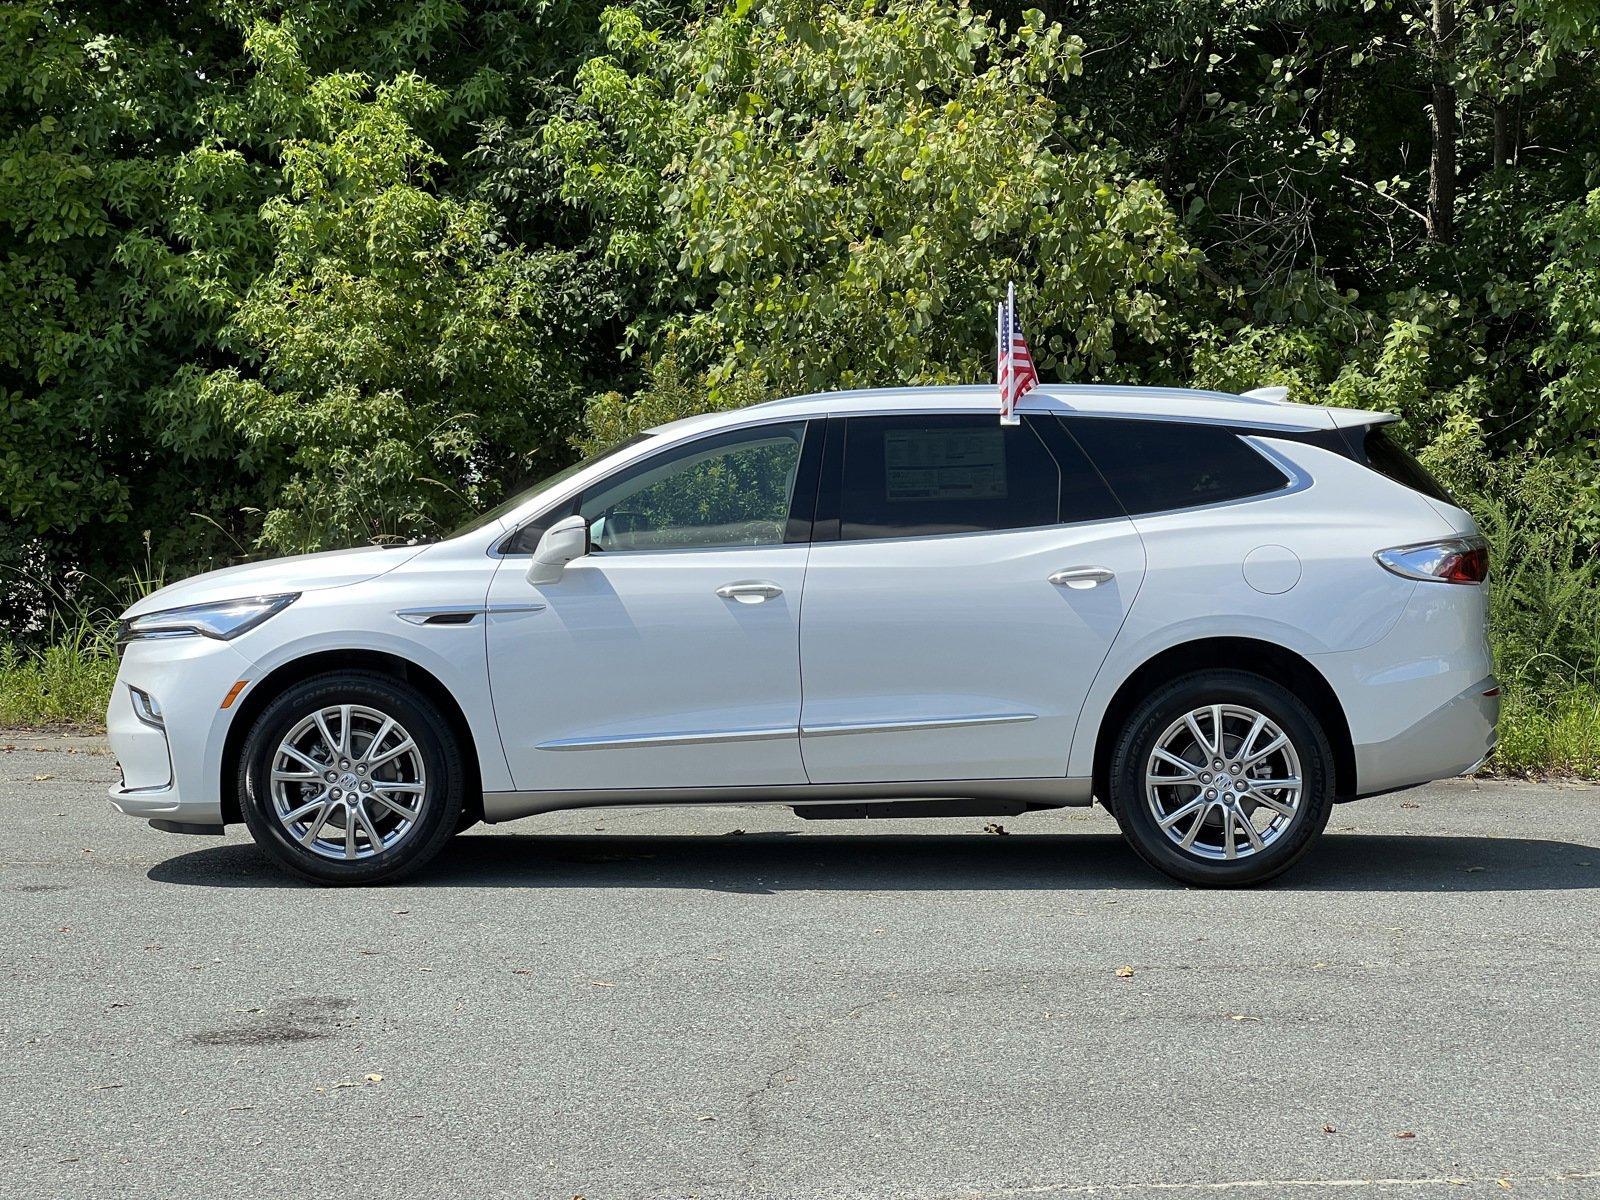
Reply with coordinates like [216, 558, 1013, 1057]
[1356, 425, 1456, 505]
[1063, 417, 1290, 516]
[837, 414, 1061, 540]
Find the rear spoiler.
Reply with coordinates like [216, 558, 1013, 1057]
[1238, 386, 1396, 431]
[1240, 386, 1290, 404]
[1323, 408, 1398, 430]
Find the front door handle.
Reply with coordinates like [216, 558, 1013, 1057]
[716, 581, 784, 604]
[1049, 566, 1115, 590]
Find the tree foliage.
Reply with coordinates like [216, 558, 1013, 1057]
[2, 0, 1599, 649]
[189, 38, 605, 550]
[545, 0, 1193, 397]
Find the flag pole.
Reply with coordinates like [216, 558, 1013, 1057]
[997, 296, 1007, 424]
[1000, 281, 1020, 425]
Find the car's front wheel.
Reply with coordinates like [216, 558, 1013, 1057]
[237, 671, 465, 885]
[1107, 670, 1335, 886]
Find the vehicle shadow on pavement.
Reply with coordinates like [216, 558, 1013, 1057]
[147, 831, 1600, 892]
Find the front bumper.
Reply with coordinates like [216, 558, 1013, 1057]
[107, 636, 255, 829]
[108, 781, 229, 830]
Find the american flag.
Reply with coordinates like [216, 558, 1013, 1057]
[996, 281, 1038, 424]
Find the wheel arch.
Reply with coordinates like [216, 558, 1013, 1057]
[1090, 637, 1356, 805]
[219, 649, 483, 826]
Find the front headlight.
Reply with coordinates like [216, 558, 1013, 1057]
[117, 593, 300, 644]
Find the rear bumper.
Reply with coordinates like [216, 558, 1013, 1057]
[1352, 676, 1499, 796]
[1308, 575, 1496, 795]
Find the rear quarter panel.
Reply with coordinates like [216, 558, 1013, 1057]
[1065, 439, 1454, 779]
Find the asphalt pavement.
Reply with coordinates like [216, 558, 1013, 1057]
[2, 730, 1598, 1200]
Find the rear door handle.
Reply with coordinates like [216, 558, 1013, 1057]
[1049, 566, 1115, 589]
[716, 581, 784, 604]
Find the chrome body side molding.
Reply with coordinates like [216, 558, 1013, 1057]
[798, 713, 1037, 737]
[536, 726, 797, 752]
[537, 712, 1037, 752]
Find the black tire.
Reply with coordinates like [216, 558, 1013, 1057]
[1107, 669, 1335, 887]
[237, 671, 465, 885]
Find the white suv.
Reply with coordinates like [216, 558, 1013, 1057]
[108, 386, 1497, 886]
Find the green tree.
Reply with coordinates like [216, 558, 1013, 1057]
[0, 2, 253, 627]
[186, 25, 614, 551]
[546, 0, 1195, 427]
[1, 0, 615, 617]
[4, 0, 1600, 659]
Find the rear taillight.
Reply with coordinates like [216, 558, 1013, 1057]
[1375, 537, 1489, 585]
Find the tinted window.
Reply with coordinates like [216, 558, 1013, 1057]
[1026, 415, 1128, 524]
[578, 422, 805, 551]
[837, 415, 1060, 540]
[1063, 418, 1289, 515]
[1358, 425, 1455, 505]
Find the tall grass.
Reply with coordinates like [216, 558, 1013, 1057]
[0, 617, 120, 727]
[1472, 472, 1600, 779]
[1493, 685, 1600, 777]
[0, 563, 159, 729]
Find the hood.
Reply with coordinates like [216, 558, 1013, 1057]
[122, 544, 427, 619]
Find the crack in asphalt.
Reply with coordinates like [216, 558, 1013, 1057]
[928, 1168, 1600, 1197]
[735, 988, 944, 1192]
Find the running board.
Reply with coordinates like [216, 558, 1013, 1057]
[482, 777, 1092, 822]
[792, 798, 1056, 820]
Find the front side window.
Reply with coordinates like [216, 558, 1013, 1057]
[457, 432, 653, 542]
[836, 414, 1061, 541]
[577, 422, 807, 551]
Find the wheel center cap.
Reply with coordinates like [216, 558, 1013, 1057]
[340, 773, 359, 791]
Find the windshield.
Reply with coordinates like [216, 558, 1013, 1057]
[448, 433, 655, 539]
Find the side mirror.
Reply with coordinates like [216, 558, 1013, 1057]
[527, 515, 589, 585]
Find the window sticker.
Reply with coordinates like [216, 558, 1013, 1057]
[884, 428, 1008, 502]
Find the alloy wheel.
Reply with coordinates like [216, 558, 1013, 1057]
[269, 704, 428, 861]
[1143, 703, 1303, 861]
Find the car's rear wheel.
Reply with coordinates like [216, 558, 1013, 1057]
[237, 672, 464, 885]
[1107, 670, 1335, 886]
